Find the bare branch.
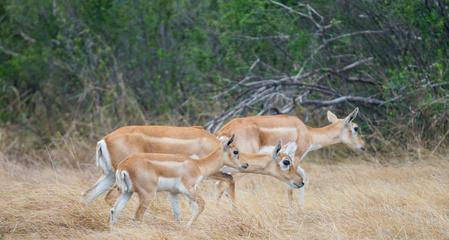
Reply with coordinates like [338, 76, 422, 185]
[232, 34, 290, 41]
[297, 95, 385, 106]
[19, 31, 37, 44]
[313, 31, 385, 57]
[270, 0, 310, 18]
[326, 30, 384, 44]
[338, 57, 374, 72]
[270, 1, 323, 30]
[0, 45, 19, 57]
[205, 2, 387, 132]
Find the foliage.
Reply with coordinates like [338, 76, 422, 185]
[0, 0, 447, 150]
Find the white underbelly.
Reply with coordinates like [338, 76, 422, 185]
[259, 141, 297, 158]
[189, 154, 200, 160]
[156, 176, 203, 193]
[157, 177, 185, 192]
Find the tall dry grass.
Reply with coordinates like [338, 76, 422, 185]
[1, 142, 448, 240]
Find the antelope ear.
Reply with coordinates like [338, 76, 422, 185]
[344, 107, 359, 125]
[217, 135, 229, 144]
[327, 110, 339, 123]
[273, 141, 282, 159]
[226, 134, 235, 146]
[284, 142, 297, 156]
[217, 135, 233, 149]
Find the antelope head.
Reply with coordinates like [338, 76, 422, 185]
[270, 141, 304, 189]
[327, 107, 366, 152]
[219, 134, 249, 170]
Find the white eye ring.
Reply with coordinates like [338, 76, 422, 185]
[279, 158, 291, 171]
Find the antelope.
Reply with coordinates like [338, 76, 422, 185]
[217, 141, 305, 200]
[82, 126, 246, 205]
[110, 137, 304, 226]
[232, 141, 305, 185]
[215, 107, 365, 207]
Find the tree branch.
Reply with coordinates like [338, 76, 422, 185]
[0, 45, 19, 57]
[297, 95, 385, 106]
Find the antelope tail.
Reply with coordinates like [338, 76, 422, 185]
[96, 139, 113, 174]
[116, 170, 132, 193]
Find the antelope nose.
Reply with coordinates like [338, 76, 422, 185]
[241, 163, 249, 169]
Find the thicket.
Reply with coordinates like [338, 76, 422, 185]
[0, 0, 448, 153]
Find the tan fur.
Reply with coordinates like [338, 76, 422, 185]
[105, 125, 220, 169]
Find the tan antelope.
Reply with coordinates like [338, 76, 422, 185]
[237, 141, 304, 189]
[215, 107, 365, 207]
[82, 126, 245, 205]
[217, 141, 305, 201]
[110, 138, 304, 226]
[110, 135, 240, 226]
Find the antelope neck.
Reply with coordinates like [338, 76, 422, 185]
[239, 152, 273, 173]
[195, 145, 226, 176]
[306, 123, 342, 149]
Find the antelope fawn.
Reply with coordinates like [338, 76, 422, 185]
[109, 135, 245, 227]
[217, 141, 305, 201]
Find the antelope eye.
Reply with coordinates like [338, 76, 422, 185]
[282, 159, 291, 166]
[233, 150, 239, 155]
[354, 127, 359, 132]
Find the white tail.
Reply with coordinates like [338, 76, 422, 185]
[96, 139, 113, 174]
[95, 141, 101, 167]
[116, 170, 132, 193]
[81, 139, 115, 205]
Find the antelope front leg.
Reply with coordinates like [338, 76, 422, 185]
[169, 193, 181, 221]
[210, 172, 235, 204]
[287, 188, 293, 207]
[216, 180, 227, 204]
[287, 187, 305, 208]
[184, 189, 205, 227]
[298, 187, 305, 208]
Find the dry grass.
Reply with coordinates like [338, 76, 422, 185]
[1, 153, 449, 240]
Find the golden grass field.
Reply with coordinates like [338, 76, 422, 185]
[1, 151, 449, 239]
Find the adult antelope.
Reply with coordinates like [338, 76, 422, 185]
[215, 107, 365, 207]
[82, 126, 247, 205]
[110, 138, 304, 226]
